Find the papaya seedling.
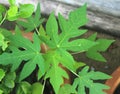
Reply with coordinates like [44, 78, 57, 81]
[0, 0, 114, 94]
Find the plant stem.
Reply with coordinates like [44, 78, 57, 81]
[71, 51, 83, 55]
[34, 25, 39, 34]
[33, 23, 40, 35]
[0, 12, 7, 26]
[41, 79, 46, 94]
[70, 70, 80, 77]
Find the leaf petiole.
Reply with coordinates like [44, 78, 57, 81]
[0, 12, 7, 26]
[41, 79, 46, 94]
[33, 23, 39, 34]
[70, 70, 80, 77]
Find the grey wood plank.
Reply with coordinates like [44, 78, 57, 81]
[55, 0, 120, 17]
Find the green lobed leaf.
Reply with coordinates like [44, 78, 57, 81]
[86, 50, 107, 62]
[58, 4, 88, 44]
[0, 32, 44, 81]
[86, 34, 115, 62]
[39, 25, 50, 40]
[56, 49, 75, 71]
[40, 5, 96, 52]
[7, 5, 18, 21]
[61, 39, 97, 52]
[87, 33, 97, 41]
[58, 13, 88, 44]
[44, 51, 69, 94]
[7, 2, 34, 21]
[17, 3, 44, 32]
[18, 4, 34, 18]
[41, 4, 90, 50]
[39, 17, 57, 48]
[69, 4, 88, 27]
[19, 60, 36, 82]
[89, 83, 110, 94]
[95, 39, 115, 51]
[39, 5, 99, 94]
[46, 12, 59, 46]
[73, 66, 111, 94]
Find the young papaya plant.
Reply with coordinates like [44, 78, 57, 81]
[0, 0, 114, 94]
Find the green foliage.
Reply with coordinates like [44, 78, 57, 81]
[0, 1, 115, 94]
[0, 28, 12, 37]
[73, 66, 111, 94]
[0, 69, 5, 81]
[16, 82, 43, 94]
[39, 5, 97, 94]
[0, 90, 3, 94]
[18, 4, 34, 18]
[0, 66, 16, 94]
[8, 0, 16, 6]
[0, 4, 6, 13]
[59, 84, 77, 94]
[31, 82, 43, 94]
[0, 15, 2, 22]
[16, 81, 31, 94]
[0, 32, 9, 51]
[0, 32, 44, 81]
[86, 33, 114, 62]
[7, 4, 34, 21]
[3, 72, 16, 88]
[43, 50, 69, 94]
[17, 3, 45, 32]
[0, 4, 6, 22]
[0, 0, 34, 22]
[7, 5, 18, 21]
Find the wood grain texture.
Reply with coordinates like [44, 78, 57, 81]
[0, 0, 120, 36]
[55, 0, 120, 17]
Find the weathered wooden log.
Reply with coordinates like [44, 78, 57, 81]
[0, 0, 120, 36]
[55, 0, 120, 17]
